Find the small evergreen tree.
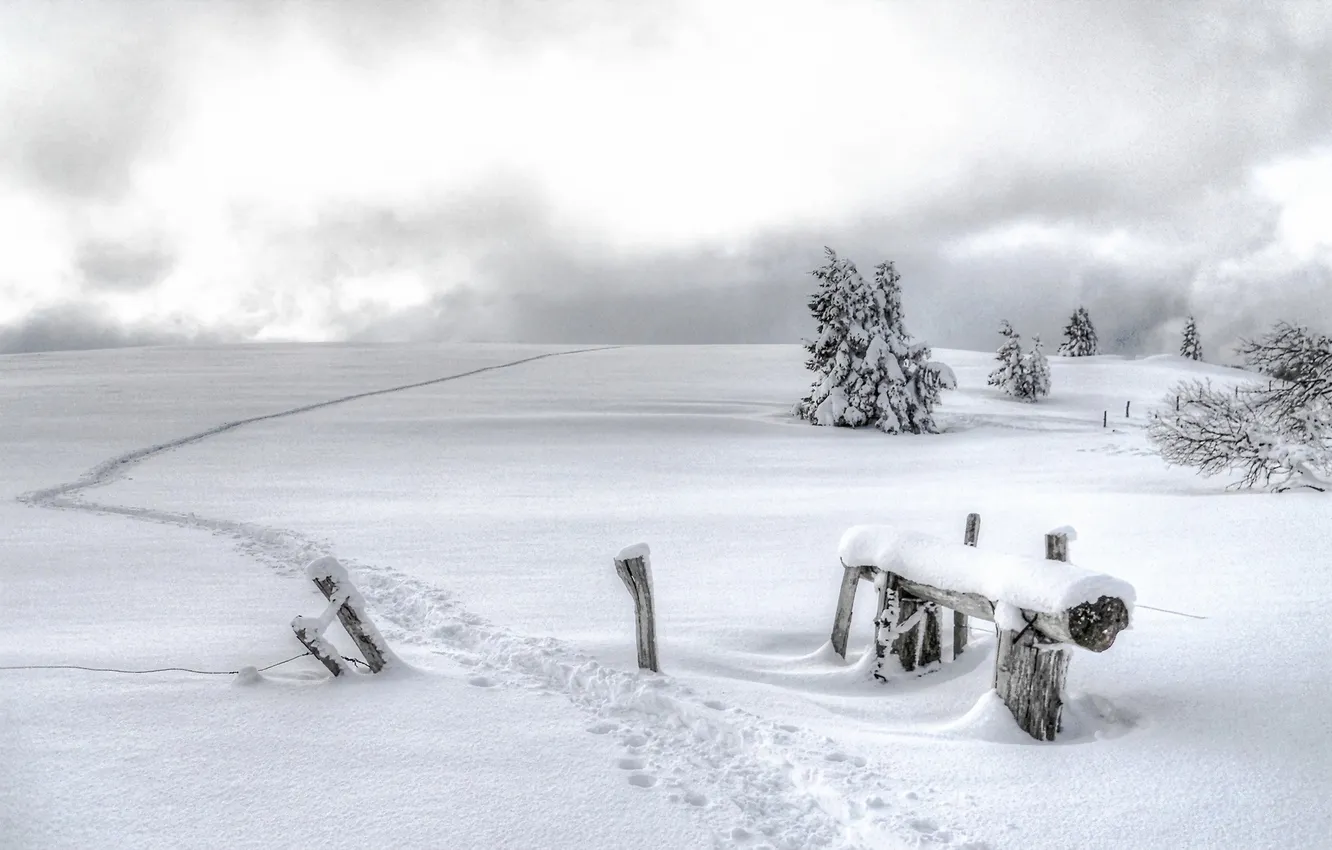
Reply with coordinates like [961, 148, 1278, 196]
[1058, 307, 1098, 356]
[1024, 334, 1052, 399]
[988, 321, 1025, 394]
[796, 248, 869, 427]
[988, 322, 1051, 402]
[1180, 316, 1203, 361]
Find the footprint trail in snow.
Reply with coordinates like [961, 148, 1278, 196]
[18, 346, 987, 850]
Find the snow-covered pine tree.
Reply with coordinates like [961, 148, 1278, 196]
[1024, 334, 1052, 399]
[1058, 307, 1098, 357]
[796, 248, 872, 427]
[988, 321, 1025, 395]
[1180, 316, 1203, 361]
[797, 253, 953, 433]
[855, 261, 952, 433]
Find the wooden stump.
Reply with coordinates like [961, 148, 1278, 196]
[614, 545, 659, 673]
[954, 512, 980, 657]
[993, 531, 1073, 741]
[994, 627, 1070, 742]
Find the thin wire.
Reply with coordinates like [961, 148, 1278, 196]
[0, 651, 342, 676]
[1134, 603, 1208, 620]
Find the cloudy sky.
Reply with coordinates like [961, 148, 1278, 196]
[2, 0, 1330, 359]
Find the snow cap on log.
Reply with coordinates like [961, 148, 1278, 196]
[838, 525, 1135, 615]
[616, 542, 651, 562]
[306, 555, 350, 584]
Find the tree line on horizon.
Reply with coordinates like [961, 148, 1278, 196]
[797, 247, 1329, 492]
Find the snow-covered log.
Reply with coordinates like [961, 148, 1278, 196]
[305, 556, 392, 673]
[614, 544, 659, 673]
[830, 521, 1134, 740]
[838, 524, 1134, 652]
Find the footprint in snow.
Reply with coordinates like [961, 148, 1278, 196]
[467, 675, 495, 688]
[627, 773, 657, 788]
[702, 699, 726, 710]
[615, 756, 646, 770]
[824, 751, 866, 766]
[622, 733, 648, 748]
[585, 721, 618, 735]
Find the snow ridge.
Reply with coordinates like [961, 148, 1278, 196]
[20, 345, 985, 849]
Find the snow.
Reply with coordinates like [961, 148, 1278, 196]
[839, 525, 1136, 614]
[617, 542, 652, 562]
[1047, 525, 1078, 541]
[3, 342, 1331, 849]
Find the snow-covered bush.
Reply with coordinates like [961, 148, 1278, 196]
[1148, 381, 1331, 491]
[987, 321, 1050, 402]
[1151, 324, 1332, 491]
[1180, 316, 1203, 361]
[1058, 307, 1098, 357]
[796, 249, 953, 433]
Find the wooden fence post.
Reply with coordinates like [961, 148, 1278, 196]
[308, 557, 389, 673]
[830, 564, 862, 659]
[992, 532, 1072, 741]
[614, 544, 659, 673]
[1103, 410, 1107, 427]
[954, 513, 980, 658]
[1125, 400, 1131, 418]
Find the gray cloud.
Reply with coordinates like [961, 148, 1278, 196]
[1, 1, 1330, 358]
[75, 238, 176, 293]
[0, 305, 229, 355]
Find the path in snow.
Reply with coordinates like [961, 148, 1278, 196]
[18, 346, 985, 850]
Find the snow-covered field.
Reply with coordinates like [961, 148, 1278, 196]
[3, 343, 1329, 849]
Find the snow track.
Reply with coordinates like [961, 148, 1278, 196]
[19, 345, 983, 850]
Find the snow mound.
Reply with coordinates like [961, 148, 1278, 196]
[839, 525, 1135, 614]
[935, 690, 1139, 744]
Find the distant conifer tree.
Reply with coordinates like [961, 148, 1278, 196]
[1058, 307, 1099, 357]
[1180, 316, 1203, 361]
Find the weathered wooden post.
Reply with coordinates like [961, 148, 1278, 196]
[992, 531, 1073, 741]
[954, 513, 980, 657]
[614, 544, 659, 673]
[1125, 400, 1131, 418]
[1102, 410, 1107, 427]
[830, 562, 862, 659]
[307, 556, 390, 673]
[292, 599, 350, 677]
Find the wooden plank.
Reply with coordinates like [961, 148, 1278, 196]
[830, 564, 862, 659]
[615, 552, 660, 673]
[312, 574, 389, 673]
[291, 616, 347, 677]
[919, 601, 942, 667]
[871, 572, 899, 681]
[954, 512, 980, 657]
[892, 586, 921, 672]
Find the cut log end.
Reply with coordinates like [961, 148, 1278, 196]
[1066, 595, 1131, 653]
